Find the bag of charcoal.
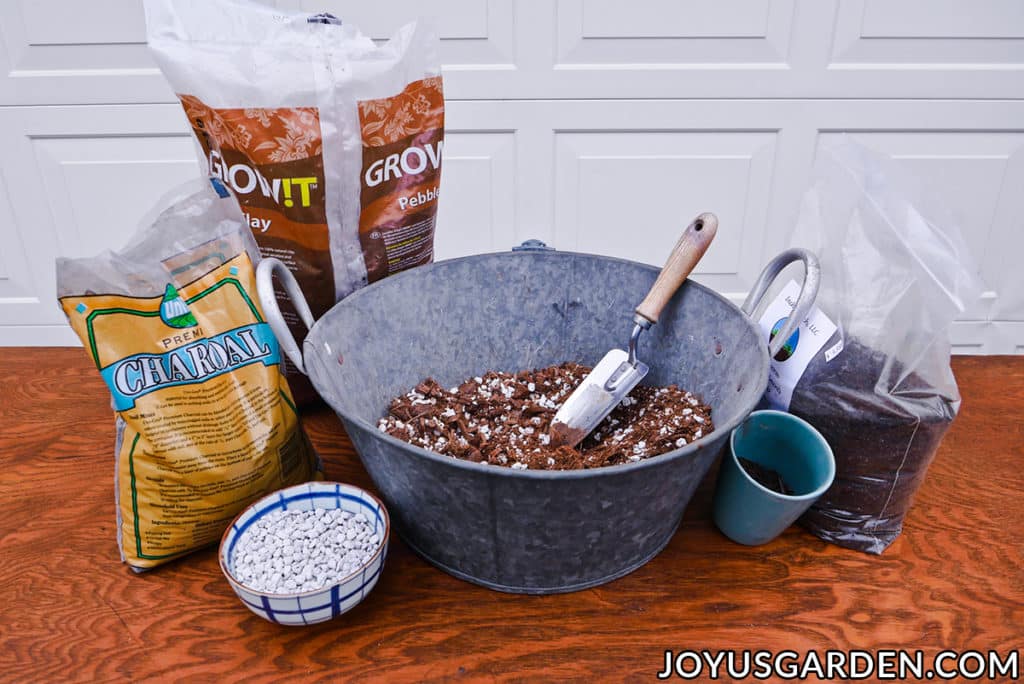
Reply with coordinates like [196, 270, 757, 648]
[753, 136, 983, 554]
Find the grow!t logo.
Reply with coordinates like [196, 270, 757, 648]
[769, 317, 799, 362]
[159, 284, 198, 329]
[209, 150, 319, 209]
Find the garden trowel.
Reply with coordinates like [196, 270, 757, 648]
[549, 213, 718, 448]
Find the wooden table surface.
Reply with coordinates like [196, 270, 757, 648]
[2, 349, 1021, 682]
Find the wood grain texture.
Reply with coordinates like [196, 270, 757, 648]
[1, 349, 1021, 682]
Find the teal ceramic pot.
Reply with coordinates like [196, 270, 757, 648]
[713, 410, 835, 546]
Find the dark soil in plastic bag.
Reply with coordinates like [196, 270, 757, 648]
[791, 338, 957, 554]
[774, 137, 981, 554]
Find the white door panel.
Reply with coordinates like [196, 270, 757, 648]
[1, 2, 1022, 353]
[2, 1, 1022, 104]
[433, 131, 517, 260]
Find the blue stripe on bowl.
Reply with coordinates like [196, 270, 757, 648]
[238, 561, 384, 616]
[261, 595, 277, 624]
[330, 584, 341, 618]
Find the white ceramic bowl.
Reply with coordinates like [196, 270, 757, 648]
[219, 481, 390, 626]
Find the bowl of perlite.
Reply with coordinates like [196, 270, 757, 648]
[219, 481, 390, 626]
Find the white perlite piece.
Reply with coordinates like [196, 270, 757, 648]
[232, 508, 381, 594]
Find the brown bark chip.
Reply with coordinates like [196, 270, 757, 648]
[377, 363, 714, 470]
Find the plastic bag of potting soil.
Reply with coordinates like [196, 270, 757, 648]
[755, 136, 982, 554]
[145, 0, 445, 402]
[57, 178, 321, 570]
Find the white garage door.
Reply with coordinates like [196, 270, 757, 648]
[1, 0, 1022, 351]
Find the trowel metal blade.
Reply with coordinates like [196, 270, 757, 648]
[549, 348, 648, 448]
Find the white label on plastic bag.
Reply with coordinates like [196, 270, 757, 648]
[757, 280, 839, 410]
[824, 338, 845, 363]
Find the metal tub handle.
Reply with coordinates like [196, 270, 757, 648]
[256, 257, 314, 375]
[741, 248, 821, 359]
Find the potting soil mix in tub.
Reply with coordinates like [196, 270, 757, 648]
[378, 363, 714, 470]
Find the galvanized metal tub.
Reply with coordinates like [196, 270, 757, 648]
[257, 244, 818, 594]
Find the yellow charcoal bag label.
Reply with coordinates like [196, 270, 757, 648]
[60, 253, 318, 569]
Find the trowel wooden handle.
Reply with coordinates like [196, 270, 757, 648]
[635, 212, 718, 325]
